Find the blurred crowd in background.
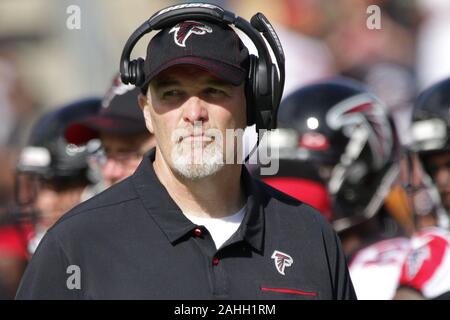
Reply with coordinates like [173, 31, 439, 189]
[1, 0, 450, 300]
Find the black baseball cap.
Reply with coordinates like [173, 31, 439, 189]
[141, 20, 249, 92]
[65, 77, 148, 145]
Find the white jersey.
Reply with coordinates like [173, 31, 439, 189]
[349, 237, 411, 300]
[399, 227, 450, 299]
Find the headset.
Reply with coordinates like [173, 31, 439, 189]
[120, 2, 285, 132]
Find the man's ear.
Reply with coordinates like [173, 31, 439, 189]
[138, 93, 154, 134]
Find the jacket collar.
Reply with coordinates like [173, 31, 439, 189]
[131, 148, 265, 252]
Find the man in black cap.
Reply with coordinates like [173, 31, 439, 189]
[65, 76, 155, 189]
[16, 4, 355, 300]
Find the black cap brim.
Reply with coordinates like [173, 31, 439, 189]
[142, 56, 247, 90]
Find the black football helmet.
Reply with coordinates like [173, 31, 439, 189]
[274, 78, 400, 232]
[409, 77, 450, 175]
[408, 77, 450, 225]
[15, 98, 102, 206]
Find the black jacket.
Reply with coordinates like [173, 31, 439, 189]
[16, 148, 356, 300]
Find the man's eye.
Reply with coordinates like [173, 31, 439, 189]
[445, 160, 450, 168]
[204, 87, 228, 96]
[162, 90, 184, 99]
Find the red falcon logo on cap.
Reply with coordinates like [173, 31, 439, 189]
[271, 250, 294, 275]
[169, 21, 212, 47]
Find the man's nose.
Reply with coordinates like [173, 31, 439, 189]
[36, 189, 59, 212]
[101, 159, 125, 184]
[182, 96, 208, 124]
[435, 167, 450, 189]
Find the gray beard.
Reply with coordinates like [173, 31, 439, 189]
[171, 140, 224, 180]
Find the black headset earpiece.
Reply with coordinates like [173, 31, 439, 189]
[129, 57, 145, 87]
[250, 12, 285, 130]
[120, 3, 285, 131]
[245, 54, 257, 127]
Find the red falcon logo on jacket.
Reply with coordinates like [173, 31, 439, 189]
[169, 21, 213, 47]
[271, 250, 294, 275]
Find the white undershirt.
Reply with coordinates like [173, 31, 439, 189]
[185, 204, 246, 250]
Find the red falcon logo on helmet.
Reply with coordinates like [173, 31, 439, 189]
[169, 21, 213, 47]
[326, 93, 393, 170]
[271, 250, 294, 275]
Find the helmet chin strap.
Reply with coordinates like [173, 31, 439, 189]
[401, 147, 450, 230]
[422, 172, 450, 229]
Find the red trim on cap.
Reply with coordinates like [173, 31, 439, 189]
[261, 287, 318, 297]
[65, 122, 99, 145]
[65, 116, 148, 145]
